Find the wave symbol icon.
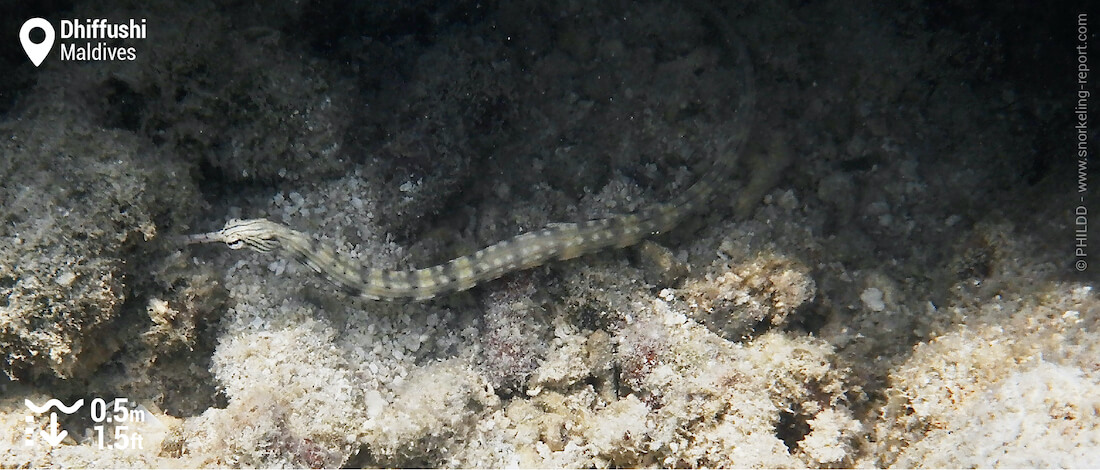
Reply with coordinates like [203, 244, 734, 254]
[24, 398, 84, 414]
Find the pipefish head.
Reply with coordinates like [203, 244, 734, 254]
[183, 218, 282, 253]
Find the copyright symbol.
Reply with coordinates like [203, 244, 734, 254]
[1076, 259, 1088, 271]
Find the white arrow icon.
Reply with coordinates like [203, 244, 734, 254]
[20, 18, 55, 67]
[40, 412, 67, 446]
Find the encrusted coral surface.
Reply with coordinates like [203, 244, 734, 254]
[1, 0, 1093, 468]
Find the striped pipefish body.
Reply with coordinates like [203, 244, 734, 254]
[184, 198, 706, 300]
[182, 19, 755, 301]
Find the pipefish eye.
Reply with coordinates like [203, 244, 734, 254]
[226, 239, 246, 250]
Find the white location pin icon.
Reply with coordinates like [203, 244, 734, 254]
[20, 18, 55, 67]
